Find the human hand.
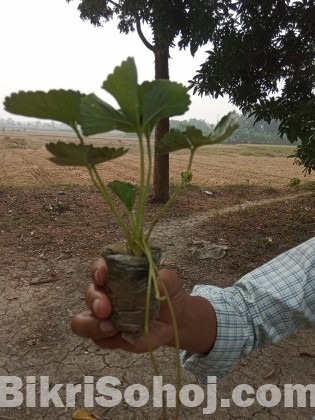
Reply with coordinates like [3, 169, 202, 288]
[71, 260, 217, 354]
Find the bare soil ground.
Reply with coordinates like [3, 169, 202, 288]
[1, 131, 314, 188]
[0, 131, 315, 419]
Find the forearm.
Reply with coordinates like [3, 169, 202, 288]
[180, 237, 315, 382]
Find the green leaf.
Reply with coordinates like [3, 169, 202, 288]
[157, 112, 239, 154]
[79, 94, 135, 135]
[102, 57, 139, 127]
[108, 181, 137, 212]
[158, 126, 210, 154]
[157, 128, 195, 154]
[46, 142, 127, 166]
[288, 122, 299, 143]
[142, 80, 191, 129]
[212, 112, 239, 143]
[4, 90, 84, 128]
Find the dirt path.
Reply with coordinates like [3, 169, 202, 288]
[152, 191, 314, 257]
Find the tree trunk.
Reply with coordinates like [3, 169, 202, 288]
[152, 48, 170, 203]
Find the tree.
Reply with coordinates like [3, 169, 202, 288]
[170, 118, 214, 134]
[66, 0, 232, 201]
[224, 113, 289, 145]
[190, 0, 315, 173]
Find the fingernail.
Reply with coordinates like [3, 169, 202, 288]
[94, 270, 102, 286]
[99, 321, 114, 333]
[92, 298, 101, 314]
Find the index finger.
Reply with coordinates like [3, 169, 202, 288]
[91, 258, 108, 287]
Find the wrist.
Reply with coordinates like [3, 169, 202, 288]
[168, 294, 217, 354]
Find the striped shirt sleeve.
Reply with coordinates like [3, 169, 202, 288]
[180, 237, 315, 382]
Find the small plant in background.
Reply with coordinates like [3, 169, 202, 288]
[289, 177, 301, 188]
[253, 236, 274, 249]
[288, 177, 315, 191]
[303, 181, 315, 191]
[4, 57, 238, 419]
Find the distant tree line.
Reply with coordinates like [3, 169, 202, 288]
[2, 114, 291, 146]
[0, 117, 70, 132]
[170, 114, 290, 145]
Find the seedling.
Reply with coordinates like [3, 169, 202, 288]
[4, 57, 238, 419]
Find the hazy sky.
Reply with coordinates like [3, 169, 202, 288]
[0, 0, 237, 124]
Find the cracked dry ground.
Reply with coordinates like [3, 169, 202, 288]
[0, 185, 315, 419]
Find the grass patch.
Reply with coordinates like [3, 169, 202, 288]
[288, 178, 315, 191]
[0, 135, 41, 149]
[194, 144, 297, 158]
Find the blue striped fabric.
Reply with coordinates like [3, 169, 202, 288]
[180, 237, 315, 382]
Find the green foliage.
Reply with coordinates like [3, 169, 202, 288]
[288, 178, 301, 188]
[288, 178, 315, 190]
[181, 171, 192, 184]
[212, 112, 240, 143]
[66, 0, 233, 203]
[251, 99, 315, 145]
[46, 142, 128, 166]
[66, 0, 230, 53]
[141, 80, 190, 131]
[66, 0, 315, 175]
[80, 58, 190, 137]
[79, 94, 136, 135]
[189, 0, 315, 172]
[4, 57, 237, 255]
[171, 118, 214, 134]
[303, 181, 315, 191]
[291, 137, 315, 175]
[227, 114, 288, 145]
[171, 114, 288, 145]
[109, 181, 138, 212]
[102, 57, 139, 127]
[4, 90, 84, 129]
[158, 112, 238, 154]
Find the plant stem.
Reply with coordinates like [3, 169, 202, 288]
[128, 210, 137, 239]
[159, 275, 182, 420]
[146, 149, 195, 240]
[133, 131, 153, 252]
[142, 243, 168, 420]
[142, 133, 153, 234]
[135, 132, 148, 242]
[144, 249, 160, 373]
[72, 125, 85, 145]
[88, 165, 132, 244]
[72, 125, 132, 246]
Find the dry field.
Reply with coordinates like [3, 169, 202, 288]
[1, 130, 314, 187]
[1, 130, 315, 419]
